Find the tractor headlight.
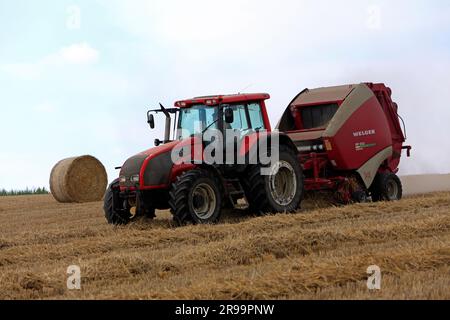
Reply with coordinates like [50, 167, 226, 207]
[130, 175, 140, 183]
[119, 176, 127, 183]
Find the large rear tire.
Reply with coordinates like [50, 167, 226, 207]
[169, 169, 222, 226]
[370, 172, 403, 201]
[242, 145, 304, 215]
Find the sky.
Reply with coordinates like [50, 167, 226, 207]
[1, 0, 449, 189]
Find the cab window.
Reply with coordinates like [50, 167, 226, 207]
[224, 104, 249, 130]
[247, 102, 265, 129]
[223, 102, 265, 131]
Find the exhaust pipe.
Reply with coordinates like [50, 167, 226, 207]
[159, 103, 171, 143]
[164, 115, 171, 143]
[149, 103, 178, 145]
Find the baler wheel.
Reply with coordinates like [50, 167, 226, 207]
[169, 169, 222, 226]
[370, 172, 403, 201]
[242, 145, 304, 215]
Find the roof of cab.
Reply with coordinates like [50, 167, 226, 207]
[175, 93, 270, 108]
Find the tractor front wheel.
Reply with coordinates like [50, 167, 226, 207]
[169, 169, 222, 225]
[104, 179, 133, 225]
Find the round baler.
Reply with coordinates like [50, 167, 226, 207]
[277, 82, 411, 202]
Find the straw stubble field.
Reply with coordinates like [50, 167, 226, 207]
[0, 191, 449, 300]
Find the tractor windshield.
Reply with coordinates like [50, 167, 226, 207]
[177, 105, 219, 139]
[177, 102, 266, 140]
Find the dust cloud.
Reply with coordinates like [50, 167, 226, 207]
[401, 174, 450, 196]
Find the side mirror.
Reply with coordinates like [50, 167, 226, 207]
[147, 113, 155, 129]
[224, 108, 234, 124]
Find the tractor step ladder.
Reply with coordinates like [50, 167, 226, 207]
[225, 178, 249, 210]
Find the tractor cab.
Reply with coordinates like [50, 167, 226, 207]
[147, 93, 272, 146]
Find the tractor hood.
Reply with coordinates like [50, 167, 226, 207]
[136, 140, 180, 158]
[119, 137, 201, 189]
[119, 140, 180, 188]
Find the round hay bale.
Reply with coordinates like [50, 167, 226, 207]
[50, 155, 108, 203]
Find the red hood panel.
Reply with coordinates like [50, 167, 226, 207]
[135, 140, 180, 158]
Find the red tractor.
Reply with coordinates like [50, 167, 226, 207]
[104, 83, 411, 225]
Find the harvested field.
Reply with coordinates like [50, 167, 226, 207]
[0, 191, 449, 300]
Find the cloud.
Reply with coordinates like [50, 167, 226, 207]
[33, 102, 57, 113]
[1, 43, 99, 79]
[104, 0, 449, 57]
[0, 63, 42, 79]
[48, 43, 99, 65]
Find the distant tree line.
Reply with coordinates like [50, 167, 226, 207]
[0, 187, 49, 196]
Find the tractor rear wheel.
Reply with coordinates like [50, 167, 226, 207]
[370, 172, 403, 201]
[169, 169, 222, 225]
[243, 145, 304, 215]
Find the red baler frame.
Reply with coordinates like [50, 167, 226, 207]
[284, 83, 411, 194]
